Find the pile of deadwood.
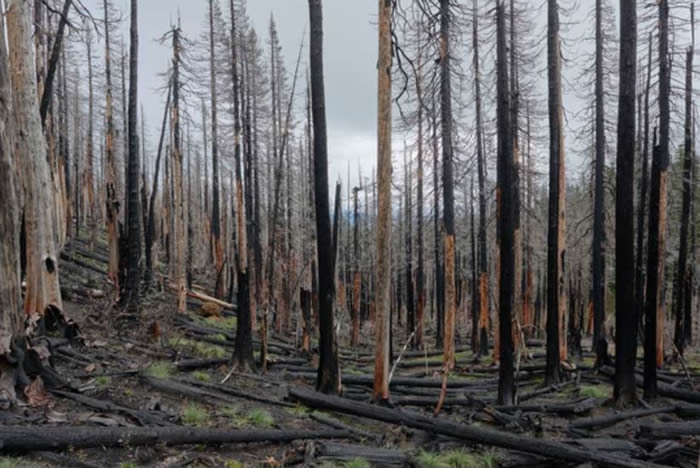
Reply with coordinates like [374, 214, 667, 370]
[9, 236, 692, 467]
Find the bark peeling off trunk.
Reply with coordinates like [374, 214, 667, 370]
[8, 0, 63, 322]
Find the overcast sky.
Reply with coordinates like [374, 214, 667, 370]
[92, 0, 697, 194]
[104, 0, 377, 189]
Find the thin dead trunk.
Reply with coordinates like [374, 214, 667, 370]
[545, 0, 566, 385]
[308, 0, 340, 395]
[374, 0, 392, 403]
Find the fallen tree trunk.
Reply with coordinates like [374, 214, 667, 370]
[571, 406, 674, 430]
[185, 288, 235, 310]
[51, 390, 171, 426]
[0, 425, 350, 452]
[638, 419, 700, 439]
[288, 386, 665, 468]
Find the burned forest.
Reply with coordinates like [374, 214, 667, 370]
[3, 0, 700, 466]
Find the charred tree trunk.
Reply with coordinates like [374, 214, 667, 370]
[545, 0, 566, 385]
[145, 85, 171, 286]
[415, 44, 425, 350]
[472, 0, 489, 358]
[614, 0, 638, 407]
[123, 0, 142, 313]
[592, 0, 609, 368]
[440, 0, 456, 374]
[229, 0, 254, 371]
[635, 32, 653, 348]
[351, 186, 361, 347]
[39, 0, 72, 126]
[103, 0, 120, 299]
[171, 26, 186, 314]
[209, 0, 223, 299]
[674, 4, 694, 355]
[644, 129, 664, 400]
[496, 1, 515, 405]
[308, 0, 340, 395]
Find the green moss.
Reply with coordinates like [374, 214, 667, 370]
[415, 450, 497, 468]
[246, 408, 274, 427]
[416, 451, 446, 468]
[205, 315, 237, 331]
[119, 463, 138, 468]
[285, 403, 310, 417]
[0, 458, 24, 468]
[579, 384, 611, 399]
[222, 405, 274, 428]
[224, 461, 245, 468]
[146, 361, 173, 379]
[442, 449, 497, 468]
[168, 337, 226, 358]
[181, 403, 210, 426]
[96, 375, 111, 386]
[341, 458, 370, 468]
[192, 371, 211, 382]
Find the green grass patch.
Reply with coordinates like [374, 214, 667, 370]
[123, 387, 134, 397]
[416, 450, 497, 468]
[96, 375, 111, 386]
[286, 404, 310, 418]
[168, 336, 226, 358]
[181, 403, 211, 426]
[579, 384, 611, 399]
[146, 361, 173, 379]
[0, 457, 27, 468]
[119, 463, 138, 468]
[246, 408, 274, 427]
[191, 371, 211, 382]
[320, 460, 370, 468]
[221, 405, 274, 428]
[224, 461, 245, 468]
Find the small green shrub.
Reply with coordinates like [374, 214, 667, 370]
[181, 403, 210, 426]
[146, 361, 172, 379]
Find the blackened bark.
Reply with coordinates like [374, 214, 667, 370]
[614, 0, 638, 407]
[440, 0, 456, 372]
[635, 32, 652, 345]
[124, 0, 141, 313]
[308, 0, 339, 395]
[39, 0, 72, 126]
[644, 129, 662, 400]
[592, 0, 610, 368]
[496, 2, 515, 405]
[145, 84, 171, 286]
[674, 3, 694, 354]
[473, 0, 489, 358]
[545, 0, 565, 385]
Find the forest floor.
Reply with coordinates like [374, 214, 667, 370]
[2, 232, 700, 467]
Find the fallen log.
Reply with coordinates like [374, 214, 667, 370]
[0, 425, 351, 452]
[51, 390, 171, 426]
[571, 406, 674, 430]
[297, 373, 497, 389]
[288, 386, 665, 468]
[310, 413, 378, 441]
[638, 419, 700, 439]
[317, 442, 406, 465]
[495, 397, 597, 416]
[184, 288, 235, 310]
[182, 378, 294, 408]
[176, 358, 229, 371]
[601, 366, 700, 404]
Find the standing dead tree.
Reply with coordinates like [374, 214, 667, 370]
[308, 0, 340, 395]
